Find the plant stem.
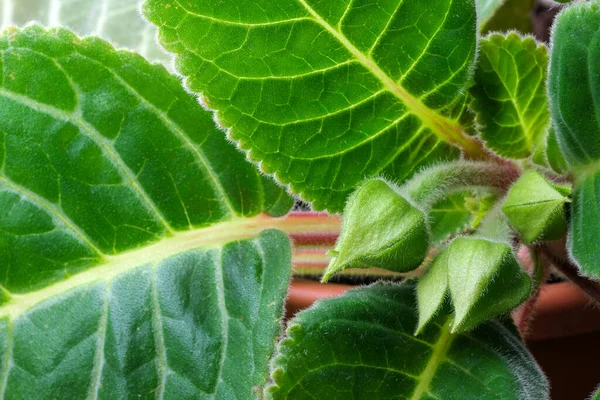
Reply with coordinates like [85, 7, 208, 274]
[540, 244, 600, 306]
[401, 160, 519, 207]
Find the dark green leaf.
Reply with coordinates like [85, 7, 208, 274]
[0, 26, 292, 397]
[548, 1, 600, 168]
[268, 283, 548, 400]
[142, 0, 483, 211]
[569, 169, 600, 279]
[546, 126, 569, 174]
[471, 33, 549, 159]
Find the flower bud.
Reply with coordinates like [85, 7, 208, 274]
[322, 179, 429, 282]
[502, 171, 570, 243]
[446, 237, 531, 332]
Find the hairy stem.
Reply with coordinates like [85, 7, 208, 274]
[402, 160, 519, 208]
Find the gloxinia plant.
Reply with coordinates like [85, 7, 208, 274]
[0, 0, 599, 398]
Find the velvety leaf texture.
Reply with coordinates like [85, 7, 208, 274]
[550, 2, 600, 278]
[0, 26, 292, 398]
[569, 169, 600, 279]
[0, 0, 169, 65]
[471, 33, 549, 159]
[549, 1, 600, 168]
[142, 0, 481, 211]
[268, 283, 548, 400]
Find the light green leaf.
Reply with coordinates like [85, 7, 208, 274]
[476, 0, 508, 29]
[470, 33, 549, 159]
[548, 1, 600, 168]
[429, 191, 496, 243]
[0, 0, 169, 65]
[142, 0, 484, 211]
[268, 283, 549, 400]
[480, 0, 535, 34]
[0, 25, 292, 397]
[546, 126, 568, 174]
[591, 386, 600, 400]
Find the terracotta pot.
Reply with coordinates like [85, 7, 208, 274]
[286, 279, 600, 400]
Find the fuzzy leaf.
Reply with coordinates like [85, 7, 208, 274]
[268, 283, 548, 400]
[471, 33, 549, 159]
[569, 170, 600, 279]
[546, 126, 569, 174]
[0, 0, 169, 65]
[549, 1, 600, 168]
[0, 26, 292, 397]
[142, 0, 483, 211]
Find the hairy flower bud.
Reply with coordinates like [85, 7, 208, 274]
[502, 171, 570, 243]
[322, 179, 429, 282]
[416, 236, 531, 334]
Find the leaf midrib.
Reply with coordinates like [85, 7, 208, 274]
[410, 321, 454, 400]
[295, 0, 480, 155]
[0, 215, 284, 319]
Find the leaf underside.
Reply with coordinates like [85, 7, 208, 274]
[268, 283, 548, 400]
[0, 26, 292, 398]
[142, 0, 479, 211]
[0, 0, 169, 66]
[471, 33, 549, 159]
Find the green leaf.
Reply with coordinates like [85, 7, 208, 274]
[591, 386, 600, 400]
[470, 33, 549, 159]
[142, 0, 483, 211]
[546, 126, 569, 174]
[323, 179, 429, 281]
[0, 26, 292, 397]
[480, 0, 535, 34]
[0, 0, 169, 66]
[429, 191, 496, 243]
[568, 169, 600, 279]
[476, 0, 508, 29]
[502, 171, 569, 243]
[268, 283, 549, 400]
[549, 1, 600, 169]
